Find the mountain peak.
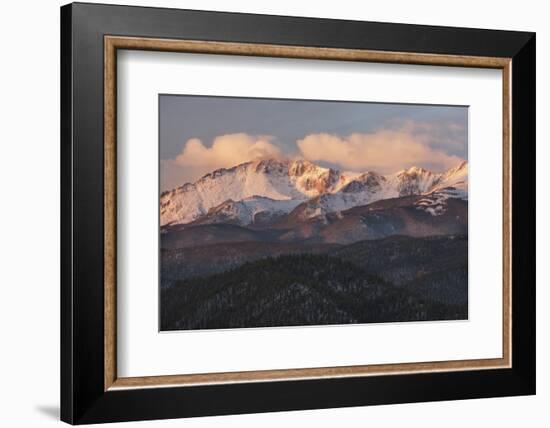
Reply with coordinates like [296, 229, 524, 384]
[160, 159, 469, 226]
[395, 166, 434, 177]
[407, 166, 431, 174]
[288, 158, 327, 177]
[449, 160, 468, 172]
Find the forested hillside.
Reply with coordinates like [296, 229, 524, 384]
[161, 252, 467, 331]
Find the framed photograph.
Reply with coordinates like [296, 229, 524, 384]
[61, 2, 535, 424]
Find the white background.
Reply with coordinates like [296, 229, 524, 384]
[0, 0, 546, 427]
[118, 51, 503, 377]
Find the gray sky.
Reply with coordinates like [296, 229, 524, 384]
[160, 94, 468, 191]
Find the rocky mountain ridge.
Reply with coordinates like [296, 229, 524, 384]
[160, 159, 468, 226]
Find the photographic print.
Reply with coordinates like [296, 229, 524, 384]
[159, 95, 468, 331]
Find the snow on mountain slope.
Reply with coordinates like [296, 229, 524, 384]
[429, 161, 468, 197]
[289, 159, 355, 195]
[415, 189, 461, 216]
[386, 166, 442, 197]
[160, 159, 469, 226]
[289, 172, 389, 220]
[160, 159, 356, 226]
[192, 196, 303, 226]
[289, 165, 466, 220]
[414, 161, 468, 216]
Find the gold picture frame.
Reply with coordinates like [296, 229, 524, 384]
[103, 35, 512, 392]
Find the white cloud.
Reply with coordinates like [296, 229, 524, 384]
[161, 124, 466, 191]
[297, 130, 464, 174]
[161, 133, 283, 190]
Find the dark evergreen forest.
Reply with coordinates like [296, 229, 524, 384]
[161, 236, 467, 331]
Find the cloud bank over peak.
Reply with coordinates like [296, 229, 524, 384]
[161, 133, 285, 191]
[297, 126, 465, 174]
[161, 120, 467, 191]
[175, 133, 284, 167]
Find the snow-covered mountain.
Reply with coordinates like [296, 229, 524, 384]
[160, 159, 356, 225]
[287, 162, 468, 221]
[413, 161, 468, 216]
[392, 166, 443, 196]
[428, 161, 468, 197]
[160, 159, 468, 226]
[190, 196, 303, 226]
